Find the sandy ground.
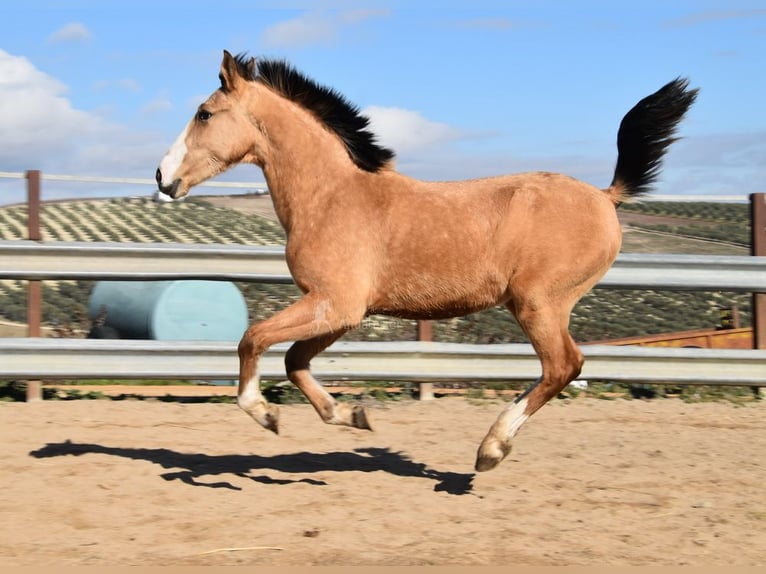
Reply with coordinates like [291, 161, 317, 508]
[1, 396, 764, 566]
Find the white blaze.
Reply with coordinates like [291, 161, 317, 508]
[158, 123, 190, 186]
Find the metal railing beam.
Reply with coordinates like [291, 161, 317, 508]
[2, 240, 765, 291]
[2, 338, 765, 386]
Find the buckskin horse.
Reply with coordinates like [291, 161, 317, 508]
[156, 51, 697, 472]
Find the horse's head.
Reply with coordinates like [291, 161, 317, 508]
[156, 50, 265, 200]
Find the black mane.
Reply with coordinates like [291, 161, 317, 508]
[232, 53, 395, 173]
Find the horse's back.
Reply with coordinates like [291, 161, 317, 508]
[366, 171, 622, 317]
[415, 170, 622, 259]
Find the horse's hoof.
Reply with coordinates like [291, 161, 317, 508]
[330, 403, 373, 430]
[474, 454, 501, 472]
[351, 405, 373, 431]
[264, 404, 280, 434]
[474, 438, 512, 472]
[250, 403, 279, 434]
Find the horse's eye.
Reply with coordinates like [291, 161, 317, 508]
[196, 109, 212, 122]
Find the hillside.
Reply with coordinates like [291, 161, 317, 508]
[0, 195, 753, 343]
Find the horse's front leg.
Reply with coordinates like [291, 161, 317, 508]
[237, 336, 280, 433]
[236, 293, 366, 434]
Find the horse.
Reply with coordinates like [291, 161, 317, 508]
[156, 50, 697, 472]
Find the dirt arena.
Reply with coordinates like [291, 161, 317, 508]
[1, 396, 764, 566]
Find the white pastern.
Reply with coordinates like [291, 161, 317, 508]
[158, 124, 190, 185]
[503, 397, 529, 440]
[237, 365, 263, 412]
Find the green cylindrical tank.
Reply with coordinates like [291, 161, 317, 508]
[88, 280, 248, 341]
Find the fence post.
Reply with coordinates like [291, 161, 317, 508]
[25, 170, 42, 402]
[751, 193, 765, 398]
[752, 193, 765, 351]
[416, 320, 434, 400]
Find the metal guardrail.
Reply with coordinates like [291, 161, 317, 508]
[2, 240, 766, 291]
[2, 338, 766, 386]
[599, 253, 766, 292]
[1, 240, 765, 389]
[0, 241, 293, 283]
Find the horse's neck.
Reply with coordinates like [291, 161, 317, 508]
[258, 99, 359, 233]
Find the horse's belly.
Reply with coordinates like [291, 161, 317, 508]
[368, 273, 506, 320]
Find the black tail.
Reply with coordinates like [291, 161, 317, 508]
[608, 77, 698, 203]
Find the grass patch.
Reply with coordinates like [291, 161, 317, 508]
[53, 389, 107, 400]
[262, 381, 309, 404]
[568, 381, 761, 404]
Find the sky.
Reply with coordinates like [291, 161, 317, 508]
[1, 0, 765, 203]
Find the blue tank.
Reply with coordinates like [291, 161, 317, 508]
[88, 280, 248, 341]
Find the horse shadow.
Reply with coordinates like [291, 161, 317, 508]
[29, 441, 475, 495]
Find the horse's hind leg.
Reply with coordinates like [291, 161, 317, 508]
[285, 332, 372, 430]
[475, 298, 583, 472]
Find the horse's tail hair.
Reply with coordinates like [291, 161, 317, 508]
[606, 77, 698, 205]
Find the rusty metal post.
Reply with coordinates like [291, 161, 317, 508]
[25, 170, 43, 402]
[416, 320, 434, 400]
[417, 319, 433, 342]
[752, 193, 766, 351]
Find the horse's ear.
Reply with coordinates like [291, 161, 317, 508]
[219, 50, 243, 92]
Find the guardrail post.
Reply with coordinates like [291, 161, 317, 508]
[416, 320, 434, 400]
[752, 193, 765, 398]
[25, 170, 42, 402]
[752, 193, 765, 351]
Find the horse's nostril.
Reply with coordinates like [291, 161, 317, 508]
[155, 168, 162, 185]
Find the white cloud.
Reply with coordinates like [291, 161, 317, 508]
[358, 105, 629, 186]
[0, 50, 94, 163]
[0, 50, 167, 196]
[360, 104, 764, 195]
[363, 106, 466, 155]
[260, 9, 388, 48]
[360, 105, 544, 182]
[47, 22, 92, 44]
[657, 131, 766, 195]
[368, 115, 766, 195]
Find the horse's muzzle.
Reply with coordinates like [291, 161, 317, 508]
[155, 168, 181, 199]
